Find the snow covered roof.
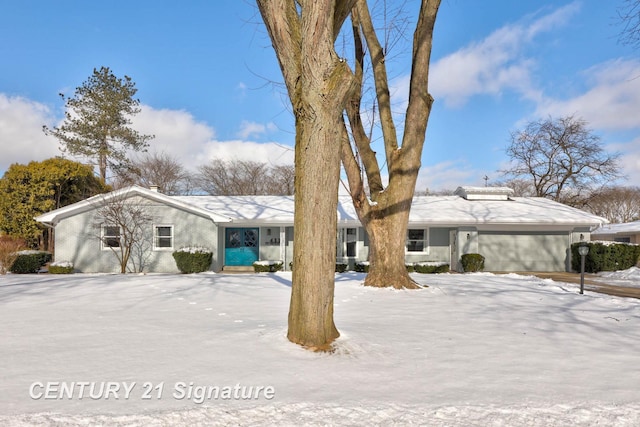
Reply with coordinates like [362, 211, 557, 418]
[176, 193, 606, 227]
[36, 185, 606, 229]
[35, 185, 233, 225]
[592, 220, 640, 236]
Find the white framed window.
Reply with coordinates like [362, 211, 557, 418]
[154, 225, 174, 250]
[338, 227, 358, 258]
[406, 228, 428, 253]
[102, 225, 121, 249]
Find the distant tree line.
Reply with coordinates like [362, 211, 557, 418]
[114, 153, 295, 196]
[0, 154, 295, 250]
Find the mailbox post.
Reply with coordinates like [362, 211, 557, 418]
[578, 243, 589, 295]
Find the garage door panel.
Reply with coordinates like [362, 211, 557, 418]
[479, 232, 568, 271]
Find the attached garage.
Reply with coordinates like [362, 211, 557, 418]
[479, 231, 570, 272]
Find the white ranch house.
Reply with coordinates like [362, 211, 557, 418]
[591, 220, 640, 244]
[35, 185, 607, 273]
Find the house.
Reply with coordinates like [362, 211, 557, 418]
[35, 185, 607, 273]
[591, 220, 640, 244]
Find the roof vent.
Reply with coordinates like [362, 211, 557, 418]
[454, 186, 514, 201]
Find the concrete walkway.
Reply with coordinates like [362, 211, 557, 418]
[513, 272, 640, 300]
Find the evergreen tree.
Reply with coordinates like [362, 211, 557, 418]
[43, 66, 154, 184]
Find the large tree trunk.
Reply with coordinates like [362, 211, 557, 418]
[361, 193, 420, 289]
[257, 0, 356, 350]
[288, 105, 342, 350]
[340, 0, 440, 289]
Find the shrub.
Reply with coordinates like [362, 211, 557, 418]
[0, 236, 26, 274]
[48, 261, 74, 274]
[571, 241, 640, 273]
[461, 253, 485, 272]
[405, 263, 415, 273]
[336, 262, 348, 273]
[355, 261, 369, 273]
[414, 262, 450, 274]
[172, 247, 212, 274]
[9, 250, 52, 274]
[253, 260, 284, 273]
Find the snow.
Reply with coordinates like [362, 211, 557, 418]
[49, 261, 73, 268]
[1, 271, 640, 426]
[173, 194, 605, 227]
[174, 246, 212, 254]
[253, 260, 283, 266]
[596, 266, 640, 289]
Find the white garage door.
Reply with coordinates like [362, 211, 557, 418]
[478, 231, 569, 272]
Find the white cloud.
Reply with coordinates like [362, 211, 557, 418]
[429, 2, 580, 108]
[416, 160, 481, 192]
[237, 120, 277, 139]
[608, 136, 640, 186]
[0, 94, 61, 173]
[0, 99, 294, 178]
[132, 105, 293, 170]
[534, 59, 640, 131]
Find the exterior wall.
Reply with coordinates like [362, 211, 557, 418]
[427, 228, 452, 264]
[593, 232, 640, 244]
[259, 226, 284, 261]
[54, 198, 219, 273]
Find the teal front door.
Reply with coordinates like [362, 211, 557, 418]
[225, 228, 259, 266]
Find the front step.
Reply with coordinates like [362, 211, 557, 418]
[222, 266, 254, 273]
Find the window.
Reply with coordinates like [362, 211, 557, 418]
[102, 225, 121, 249]
[407, 229, 428, 252]
[154, 225, 174, 250]
[338, 228, 357, 258]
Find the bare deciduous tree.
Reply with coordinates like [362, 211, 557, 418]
[340, 0, 441, 289]
[196, 159, 294, 195]
[257, 0, 442, 347]
[618, 0, 640, 49]
[92, 194, 153, 273]
[586, 186, 640, 223]
[267, 164, 296, 195]
[501, 115, 622, 207]
[257, 0, 357, 349]
[114, 152, 194, 195]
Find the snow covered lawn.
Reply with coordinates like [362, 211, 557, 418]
[1, 271, 639, 426]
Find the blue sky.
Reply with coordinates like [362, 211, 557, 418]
[1, 0, 638, 191]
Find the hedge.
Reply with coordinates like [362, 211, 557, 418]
[571, 241, 640, 273]
[48, 261, 74, 274]
[414, 262, 450, 274]
[253, 260, 284, 273]
[9, 251, 52, 274]
[461, 253, 485, 272]
[172, 247, 212, 273]
[355, 261, 450, 274]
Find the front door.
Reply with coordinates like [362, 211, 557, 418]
[225, 228, 259, 266]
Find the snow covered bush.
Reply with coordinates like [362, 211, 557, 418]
[355, 261, 369, 273]
[9, 250, 52, 274]
[48, 261, 74, 274]
[253, 260, 284, 273]
[461, 253, 485, 272]
[414, 262, 450, 274]
[172, 247, 212, 273]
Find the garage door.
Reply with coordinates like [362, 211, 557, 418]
[478, 231, 569, 272]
